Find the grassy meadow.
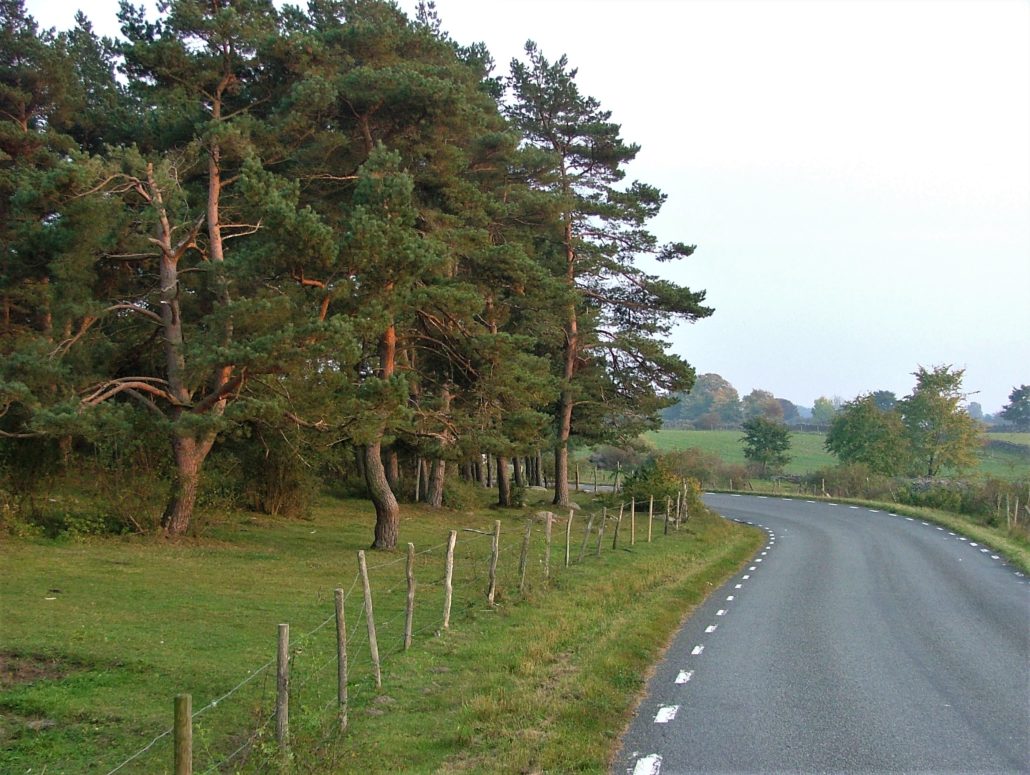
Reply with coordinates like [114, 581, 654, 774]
[0, 489, 761, 774]
[645, 429, 1030, 481]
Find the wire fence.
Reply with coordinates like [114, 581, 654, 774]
[100, 492, 690, 774]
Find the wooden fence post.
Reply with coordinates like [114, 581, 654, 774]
[357, 551, 382, 689]
[518, 519, 532, 592]
[664, 497, 671, 536]
[630, 499, 636, 545]
[578, 512, 595, 562]
[544, 512, 553, 580]
[595, 507, 607, 557]
[612, 502, 624, 550]
[443, 530, 457, 629]
[648, 495, 654, 543]
[675, 490, 682, 527]
[276, 623, 289, 750]
[487, 520, 501, 605]
[565, 511, 573, 567]
[404, 543, 416, 651]
[575, 463, 580, 492]
[614, 462, 621, 492]
[334, 588, 348, 732]
[174, 694, 191, 775]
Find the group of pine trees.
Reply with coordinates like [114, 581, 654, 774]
[0, 1, 711, 547]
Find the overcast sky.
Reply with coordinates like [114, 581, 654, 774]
[25, 0, 1030, 412]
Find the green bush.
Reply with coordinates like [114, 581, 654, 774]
[442, 477, 483, 511]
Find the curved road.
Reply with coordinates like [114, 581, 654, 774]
[615, 494, 1030, 774]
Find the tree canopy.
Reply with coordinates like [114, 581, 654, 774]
[0, 0, 710, 546]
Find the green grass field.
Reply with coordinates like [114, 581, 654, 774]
[0, 490, 760, 774]
[646, 429, 1030, 481]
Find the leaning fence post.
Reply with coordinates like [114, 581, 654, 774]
[648, 495, 654, 543]
[276, 623, 289, 751]
[334, 588, 348, 732]
[544, 512, 553, 580]
[612, 502, 624, 550]
[518, 518, 532, 592]
[565, 511, 573, 567]
[578, 511, 595, 562]
[443, 530, 457, 629]
[487, 520, 501, 605]
[404, 543, 416, 651]
[174, 694, 191, 775]
[664, 497, 671, 536]
[595, 507, 607, 557]
[357, 551, 382, 689]
[630, 499, 636, 545]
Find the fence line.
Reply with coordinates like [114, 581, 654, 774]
[101, 494, 689, 774]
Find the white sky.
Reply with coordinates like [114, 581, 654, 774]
[26, 0, 1030, 412]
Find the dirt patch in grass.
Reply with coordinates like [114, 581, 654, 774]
[0, 652, 84, 689]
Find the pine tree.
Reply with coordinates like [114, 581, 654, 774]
[506, 42, 711, 507]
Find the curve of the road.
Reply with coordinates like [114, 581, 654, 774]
[614, 494, 1030, 775]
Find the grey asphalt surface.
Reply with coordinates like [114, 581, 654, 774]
[613, 494, 1030, 775]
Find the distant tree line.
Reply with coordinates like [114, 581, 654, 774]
[0, 0, 713, 546]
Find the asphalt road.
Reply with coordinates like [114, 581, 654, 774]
[614, 494, 1030, 775]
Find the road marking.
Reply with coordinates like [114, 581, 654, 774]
[716, 609, 726, 616]
[806, 500, 815, 503]
[654, 705, 680, 723]
[948, 532, 956, 535]
[633, 753, 663, 774]
[743, 574, 750, 579]
[980, 548, 989, 553]
[922, 522, 930, 525]
[735, 584, 743, 589]
[869, 509, 880, 513]
[959, 538, 967, 541]
[726, 595, 735, 601]
[731, 494, 742, 497]
[829, 503, 839, 507]
[906, 517, 914, 521]
[706, 625, 718, 633]
[761, 551, 768, 555]
[755, 558, 763, 562]
[970, 542, 978, 547]
[849, 506, 860, 510]
[692, 645, 705, 655]
[749, 566, 757, 571]
[936, 527, 944, 531]
[675, 670, 694, 684]
[991, 555, 1000, 560]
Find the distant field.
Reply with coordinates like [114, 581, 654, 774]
[646, 429, 1030, 480]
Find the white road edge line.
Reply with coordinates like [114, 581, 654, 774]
[692, 645, 705, 655]
[716, 609, 726, 616]
[675, 670, 694, 684]
[706, 625, 718, 633]
[654, 705, 680, 723]
[633, 753, 663, 775]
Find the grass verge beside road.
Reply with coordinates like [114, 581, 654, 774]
[0, 492, 761, 774]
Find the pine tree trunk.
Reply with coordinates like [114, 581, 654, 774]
[419, 459, 430, 501]
[427, 459, 446, 508]
[497, 455, 511, 507]
[513, 456, 525, 488]
[384, 447, 400, 491]
[366, 440, 399, 550]
[162, 434, 215, 536]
